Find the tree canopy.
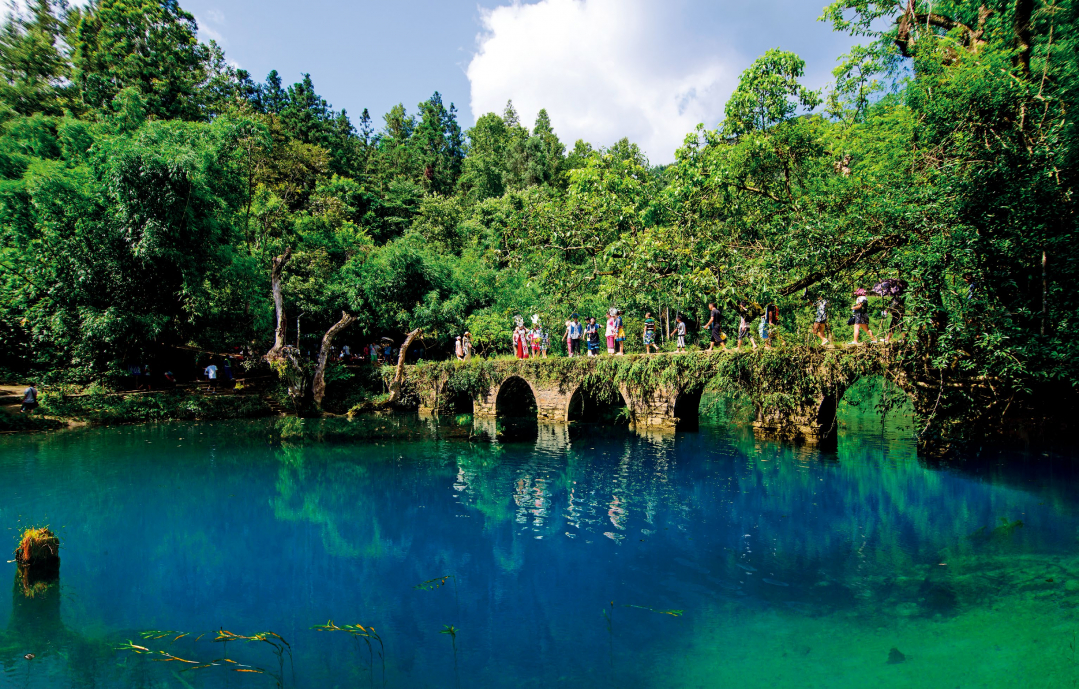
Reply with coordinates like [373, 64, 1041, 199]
[0, 0, 1075, 438]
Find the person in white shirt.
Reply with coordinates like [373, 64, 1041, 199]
[669, 314, 688, 352]
[204, 363, 219, 393]
[20, 383, 37, 413]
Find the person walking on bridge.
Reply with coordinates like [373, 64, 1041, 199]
[848, 288, 876, 345]
[615, 310, 625, 355]
[811, 294, 830, 346]
[531, 323, 543, 358]
[703, 302, 726, 352]
[463, 332, 474, 360]
[736, 302, 757, 350]
[565, 314, 582, 357]
[513, 325, 530, 359]
[642, 312, 659, 354]
[606, 309, 617, 355]
[586, 317, 601, 356]
[670, 314, 687, 353]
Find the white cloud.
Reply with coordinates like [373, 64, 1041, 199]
[197, 8, 227, 46]
[466, 0, 739, 164]
[2, 0, 88, 17]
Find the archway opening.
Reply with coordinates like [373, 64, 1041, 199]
[673, 389, 704, 431]
[697, 389, 756, 440]
[494, 377, 538, 443]
[835, 375, 915, 449]
[446, 389, 474, 415]
[567, 385, 629, 425]
[495, 377, 538, 418]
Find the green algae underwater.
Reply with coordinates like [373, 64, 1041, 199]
[1, 381, 1078, 688]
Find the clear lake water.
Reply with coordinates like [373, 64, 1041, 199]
[1, 386, 1077, 688]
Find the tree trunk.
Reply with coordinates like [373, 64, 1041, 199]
[312, 311, 356, 406]
[779, 234, 907, 296]
[386, 328, 422, 406]
[266, 247, 292, 362]
[1014, 0, 1034, 74]
[1041, 248, 1047, 336]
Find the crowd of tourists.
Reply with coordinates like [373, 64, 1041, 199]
[488, 284, 906, 361]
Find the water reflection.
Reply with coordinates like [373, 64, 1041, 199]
[0, 403, 1076, 688]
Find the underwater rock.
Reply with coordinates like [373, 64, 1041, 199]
[887, 647, 906, 664]
[918, 579, 958, 615]
[895, 602, 919, 617]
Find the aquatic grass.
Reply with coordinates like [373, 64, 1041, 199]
[622, 604, 684, 616]
[118, 628, 293, 687]
[440, 625, 460, 689]
[417, 575, 463, 687]
[215, 629, 294, 684]
[602, 601, 614, 675]
[414, 574, 460, 619]
[312, 620, 385, 688]
[14, 526, 59, 569]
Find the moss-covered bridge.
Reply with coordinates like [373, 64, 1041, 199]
[400, 347, 908, 446]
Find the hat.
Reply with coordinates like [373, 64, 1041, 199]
[854, 288, 867, 297]
[571, 313, 579, 318]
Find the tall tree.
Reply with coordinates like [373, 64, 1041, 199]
[0, 0, 75, 116]
[413, 91, 465, 194]
[72, 0, 211, 120]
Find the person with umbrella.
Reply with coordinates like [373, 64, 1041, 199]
[872, 279, 907, 343]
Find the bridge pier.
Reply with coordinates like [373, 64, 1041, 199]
[752, 391, 844, 446]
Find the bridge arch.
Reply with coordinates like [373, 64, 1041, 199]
[566, 383, 630, 425]
[829, 374, 915, 439]
[672, 389, 705, 431]
[494, 376, 539, 418]
[446, 388, 474, 414]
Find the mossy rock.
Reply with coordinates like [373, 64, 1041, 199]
[15, 527, 60, 571]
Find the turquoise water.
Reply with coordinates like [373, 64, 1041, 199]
[1, 397, 1078, 688]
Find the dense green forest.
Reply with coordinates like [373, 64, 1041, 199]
[0, 0, 1075, 413]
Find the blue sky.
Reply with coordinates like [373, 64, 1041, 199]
[157, 0, 863, 163]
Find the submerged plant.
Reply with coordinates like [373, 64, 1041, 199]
[622, 604, 684, 616]
[312, 620, 385, 688]
[414, 574, 460, 620]
[117, 628, 293, 687]
[14, 526, 59, 570]
[602, 601, 614, 673]
[440, 625, 460, 689]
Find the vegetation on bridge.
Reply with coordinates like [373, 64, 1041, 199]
[403, 346, 897, 425]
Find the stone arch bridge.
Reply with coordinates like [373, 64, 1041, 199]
[406, 349, 900, 445]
